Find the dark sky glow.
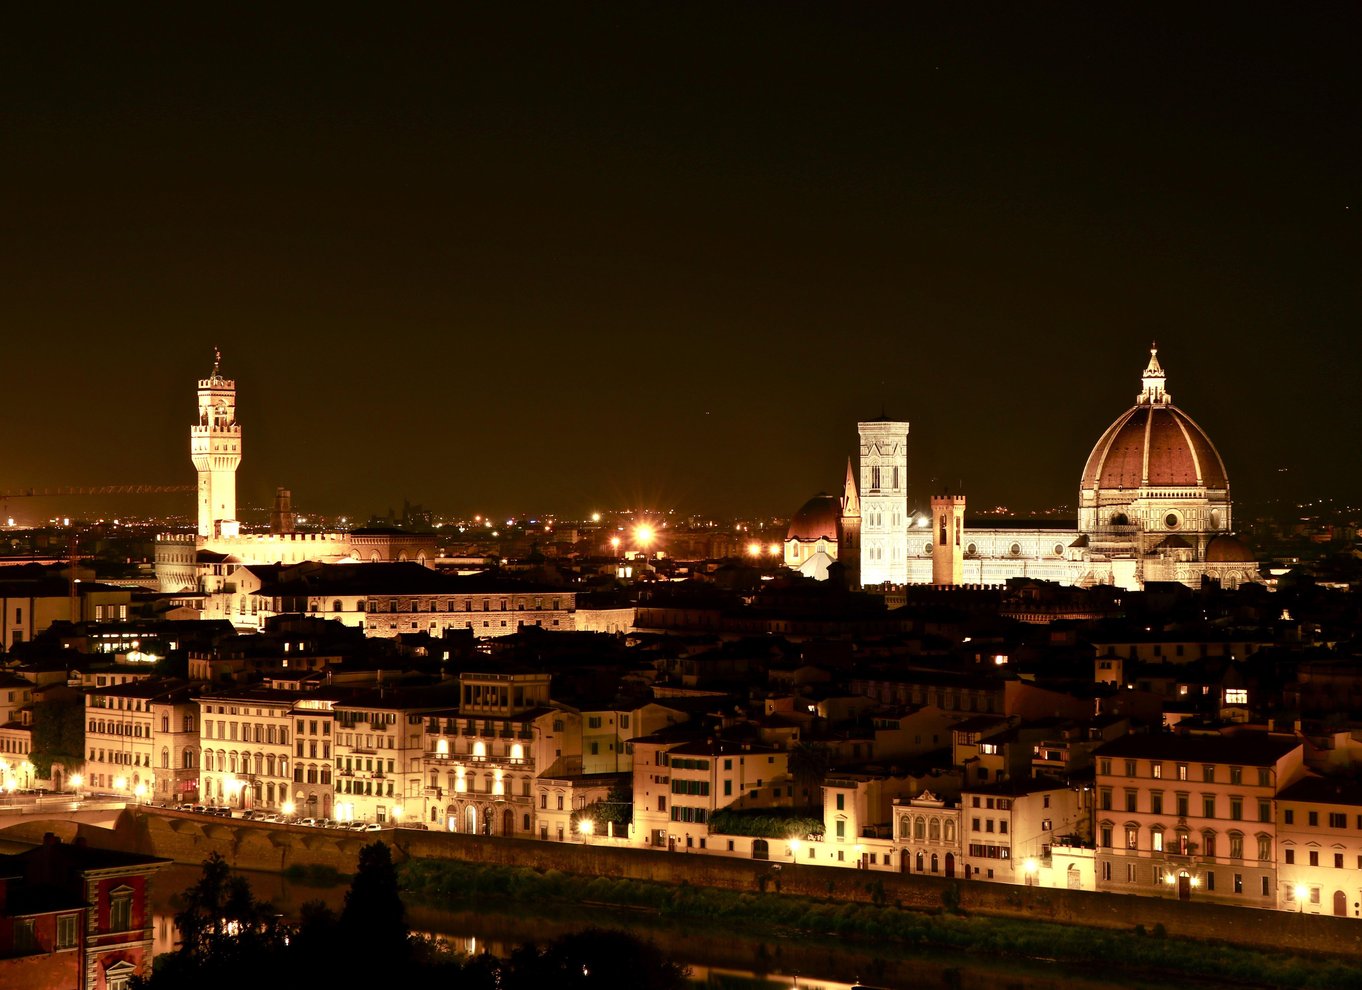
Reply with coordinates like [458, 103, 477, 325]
[2, 7, 1357, 521]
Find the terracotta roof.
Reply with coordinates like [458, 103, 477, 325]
[1081, 405, 1228, 491]
[1205, 534, 1255, 563]
[1096, 731, 1299, 766]
[786, 494, 840, 543]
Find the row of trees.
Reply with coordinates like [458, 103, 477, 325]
[135, 845, 688, 989]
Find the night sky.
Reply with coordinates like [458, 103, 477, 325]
[2, 6, 1357, 524]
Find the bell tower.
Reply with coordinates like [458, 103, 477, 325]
[191, 349, 242, 538]
[858, 417, 910, 586]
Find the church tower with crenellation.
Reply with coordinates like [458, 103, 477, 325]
[931, 492, 966, 586]
[191, 349, 242, 538]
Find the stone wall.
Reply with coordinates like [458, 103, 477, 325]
[13, 808, 1362, 961]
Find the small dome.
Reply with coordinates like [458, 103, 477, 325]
[786, 494, 840, 543]
[1205, 534, 1255, 563]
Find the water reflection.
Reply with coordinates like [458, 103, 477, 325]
[149, 863, 1163, 990]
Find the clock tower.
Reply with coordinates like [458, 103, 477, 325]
[191, 349, 242, 538]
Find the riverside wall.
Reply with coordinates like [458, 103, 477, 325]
[10, 808, 1362, 961]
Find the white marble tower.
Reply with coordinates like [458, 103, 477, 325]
[191, 349, 242, 538]
[858, 418, 910, 585]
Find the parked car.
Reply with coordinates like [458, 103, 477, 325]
[299, 817, 318, 827]
[190, 805, 208, 814]
[363, 822, 383, 832]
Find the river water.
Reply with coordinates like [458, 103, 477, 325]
[148, 862, 1172, 990]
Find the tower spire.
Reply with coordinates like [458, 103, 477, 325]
[1138, 342, 1169, 405]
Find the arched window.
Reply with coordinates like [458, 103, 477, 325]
[184, 748, 195, 769]
[899, 815, 911, 839]
[1202, 830, 1217, 858]
[928, 818, 941, 842]
[204, 751, 213, 772]
[161, 748, 169, 769]
[915, 850, 924, 871]
[931, 852, 939, 873]
[914, 816, 926, 840]
[332, 600, 343, 612]
[944, 819, 956, 843]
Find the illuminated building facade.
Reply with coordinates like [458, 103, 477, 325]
[1093, 733, 1304, 907]
[826, 349, 1260, 591]
[156, 357, 436, 594]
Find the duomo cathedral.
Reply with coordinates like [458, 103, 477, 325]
[785, 347, 1259, 591]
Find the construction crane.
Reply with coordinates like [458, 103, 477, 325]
[0, 485, 196, 498]
[0, 485, 196, 523]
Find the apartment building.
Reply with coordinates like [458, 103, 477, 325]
[1276, 776, 1362, 917]
[1094, 732, 1306, 907]
[196, 687, 299, 812]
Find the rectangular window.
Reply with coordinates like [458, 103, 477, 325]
[1330, 812, 1347, 829]
[1284, 809, 1294, 825]
[110, 891, 133, 931]
[1230, 798, 1243, 821]
[1151, 763, 1163, 779]
[1203, 795, 1216, 818]
[1206, 871, 1215, 891]
[1150, 793, 1163, 815]
[1176, 794, 1189, 817]
[1176, 763, 1188, 781]
[1229, 767, 1242, 786]
[1309, 811, 1319, 827]
[57, 913, 79, 949]
[1259, 800, 1271, 823]
[1310, 850, 1319, 866]
[1336, 853, 1345, 869]
[836, 794, 844, 811]
[1202, 765, 1215, 783]
[1261, 876, 1270, 897]
[1152, 831, 1163, 852]
[1234, 873, 1243, 894]
[1285, 848, 1295, 864]
[14, 918, 37, 951]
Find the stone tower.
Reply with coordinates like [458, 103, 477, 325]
[838, 458, 861, 589]
[858, 418, 910, 586]
[270, 487, 295, 535]
[191, 349, 242, 538]
[931, 492, 966, 586]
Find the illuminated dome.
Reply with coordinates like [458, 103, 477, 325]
[1081, 348, 1228, 492]
[1077, 347, 1234, 550]
[786, 494, 840, 543]
[1081, 405, 1228, 490]
[1205, 534, 1254, 563]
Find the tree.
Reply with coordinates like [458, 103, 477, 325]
[136, 853, 287, 989]
[787, 742, 832, 811]
[29, 696, 84, 779]
[341, 841, 409, 957]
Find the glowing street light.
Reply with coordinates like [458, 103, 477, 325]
[747, 542, 762, 558]
[633, 524, 655, 549]
[578, 818, 595, 842]
[1295, 883, 1308, 913]
[1023, 858, 1039, 885]
[69, 773, 84, 796]
[282, 800, 295, 819]
[133, 782, 148, 805]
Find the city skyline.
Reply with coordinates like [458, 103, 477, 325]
[2, 7, 1357, 520]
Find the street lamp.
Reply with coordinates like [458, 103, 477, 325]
[578, 818, 595, 843]
[392, 805, 404, 828]
[1023, 858, 1039, 886]
[789, 838, 801, 861]
[133, 782, 148, 805]
[282, 800, 295, 820]
[1295, 883, 1308, 914]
